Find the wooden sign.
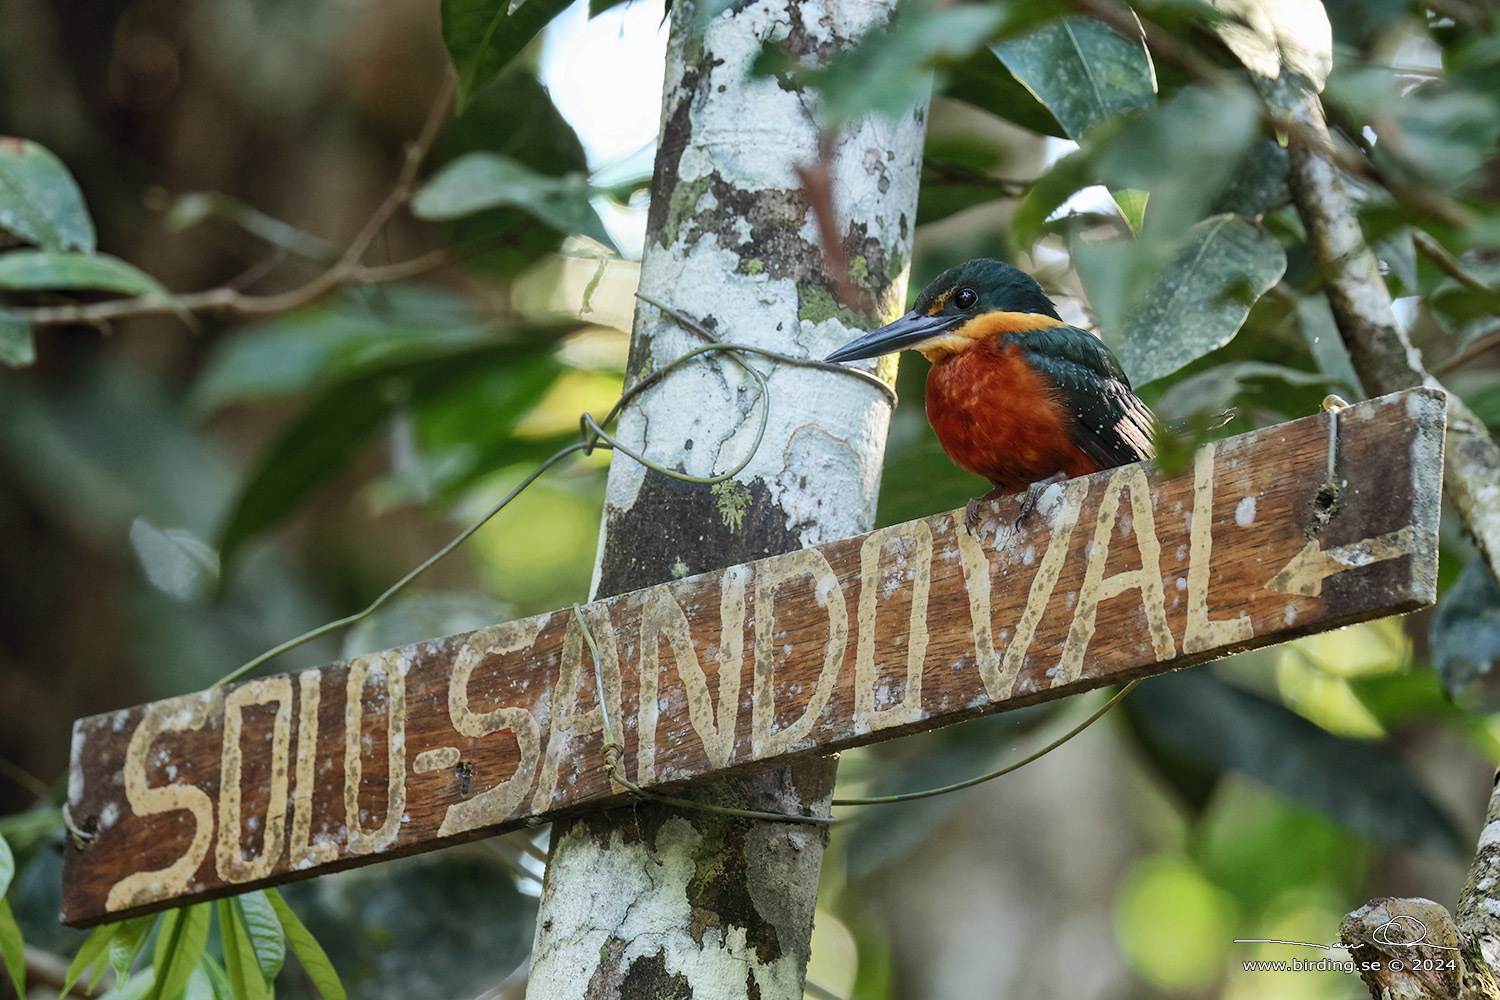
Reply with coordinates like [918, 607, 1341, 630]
[61, 388, 1446, 926]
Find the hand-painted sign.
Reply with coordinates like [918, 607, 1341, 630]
[61, 388, 1445, 926]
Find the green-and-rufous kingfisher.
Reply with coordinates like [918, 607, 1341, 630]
[825, 258, 1157, 527]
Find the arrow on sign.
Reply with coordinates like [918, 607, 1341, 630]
[1265, 526, 1417, 597]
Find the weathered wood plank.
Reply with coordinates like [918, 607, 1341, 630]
[61, 388, 1446, 926]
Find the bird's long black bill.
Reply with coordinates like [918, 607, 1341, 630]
[823, 310, 959, 363]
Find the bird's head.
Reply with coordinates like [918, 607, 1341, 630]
[825, 259, 1065, 364]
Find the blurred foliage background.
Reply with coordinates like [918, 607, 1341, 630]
[2, 0, 1500, 997]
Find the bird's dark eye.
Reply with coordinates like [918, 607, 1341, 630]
[954, 287, 978, 310]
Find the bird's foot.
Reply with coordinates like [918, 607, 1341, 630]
[964, 497, 984, 534]
[1014, 473, 1068, 530]
[965, 485, 1010, 534]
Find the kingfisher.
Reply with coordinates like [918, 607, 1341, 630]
[825, 258, 1157, 528]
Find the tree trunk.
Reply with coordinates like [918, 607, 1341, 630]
[523, 0, 926, 996]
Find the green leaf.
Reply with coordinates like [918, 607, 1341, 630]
[109, 915, 158, 988]
[1126, 670, 1464, 853]
[1430, 559, 1500, 698]
[1115, 213, 1287, 386]
[1293, 293, 1362, 395]
[130, 519, 220, 601]
[149, 904, 211, 1000]
[216, 338, 561, 571]
[1111, 188, 1149, 236]
[770, 3, 1009, 129]
[0, 250, 176, 302]
[197, 953, 235, 1000]
[0, 834, 12, 897]
[266, 889, 346, 1000]
[1096, 82, 1262, 242]
[943, 46, 1066, 138]
[991, 15, 1156, 140]
[65, 921, 120, 996]
[1208, 0, 1332, 114]
[1208, 137, 1289, 219]
[191, 286, 488, 411]
[1011, 146, 1099, 250]
[182, 962, 218, 1000]
[233, 893, 285, 982]
[0, 137, 95, 252]
[0, 311, 35, 368]
[441, 0, 574, 112]
[0, 898, 24, 998]
[413, 153, 611, 247]
[217, 899, 269, 1000]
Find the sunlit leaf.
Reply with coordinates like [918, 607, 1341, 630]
[0, 898, 23, 999]
[109, 914, 158, 987]
[413, 152, 612, 247]
[441, 0, 573, 112]
[0, 311, 35, 369]
[1112, 188, 1148, 236]
[64, 921, 119, 996]
[218, 899, 269, 1000]
[130, 519, 220, 601]
[991, 15, 1155, 140]
[198, 953, 235, 1000]
[1208, 0, 1332, 114]
[149, 904, 211, 1000]
[0, 137, 95, 252]
[1125, 670, 1464, 853]
[1430, 559, 1500, 697]
[0, 838, 21, 1000]
[1115, 214, 1286, 386]
[233, 892, 285, 982]
[266, 889, 347, 1000]
[0, 250, 176, 303]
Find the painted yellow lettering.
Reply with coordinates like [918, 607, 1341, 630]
[1184, 444, 1254, 652]
[531, 605, 623, 812]
[637, 569, 743, 784]
[289, 670, 337, 868]
[104, 692, 222, 912]
[439, 621, 543, 836]
[1060, 467, 1175, 683]
[216, 677, 293, 883]
[751, 548, 848, 758]
[955, 478, 1088, 700]
[854, 523, 930, 733]
[344, 652, 407, 855]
